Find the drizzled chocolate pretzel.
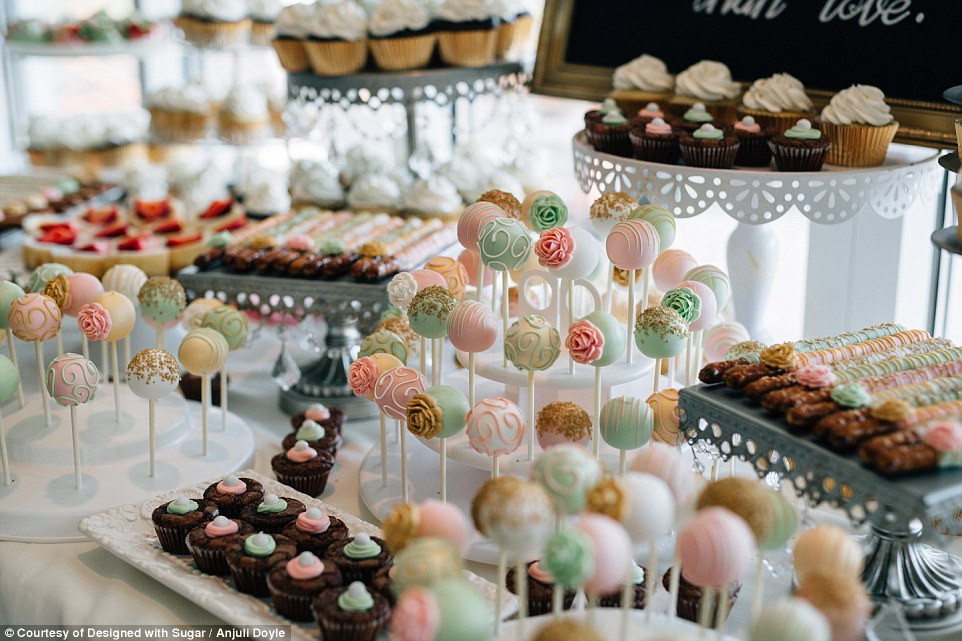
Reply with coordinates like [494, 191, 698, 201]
[859, 431, 937, 475]
[698, 358, 750, 384]
[785, 402, 844, 430]
[825, 418, 893, 452]
[812, 408, 871, 439]
[745, 374, 797, 401]
[723, 363, 781, 389]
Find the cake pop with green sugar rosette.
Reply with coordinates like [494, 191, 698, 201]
[661, 286, 701, 325]
[522, 190, 568, 232]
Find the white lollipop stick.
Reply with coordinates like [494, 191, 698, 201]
[715, 585, 730, 635]
[431, 338, 439, 386]
[641, 268, 649, 315]
[81, 334, 89, 361]
[492, 453, 499, 479]
[468, 352, 475, 407]
[685, 334, 693, 386]
[751, 555, 764, 622]
[379, 413, 388, 487]
[618, 449, 627, 478]
[400, 419, 408, 503]
[668, 355, 676, 386]
[201, 374, 209, 456]
[438, 339, 444, 382]
[69, 405, 81, 489]
[605, 262, 614, 313]
[101, 340, 109, 385]
[553, 584, 563, 617]
[646, 540, 658, 622]
[221, 365, 228, 432]
[568, 280, 575, 375]
[0, 409, 10, 486]
[156, 325, 164, 350]
[698, 588, 715, 631]
[555, 277, 562, 329]
[495, 550, 506, 634]
[695, 331, 704, 374]
[626, 270, 635, 365]
[619, 570, 633, 641]
[668, 553, 682, 618]
[35, 342, 51, 427]
[653, 359, 662, 394]
[111, 341, 120, 422]
[148, 399, 156, 478]
[501, 272, 509, 368]
[476, 260, 484, 303]
[527, 370, 535, 461]
[56, 332, 63, 357]
[6, 329, 25, 408]
[419, 337, 426, 377]
[491, 268, 499, 312]
[124, 336, 131, 380]
[516, 557, 528, 640]
[593, 367, 601, 458]
[439, 436, 446, 502]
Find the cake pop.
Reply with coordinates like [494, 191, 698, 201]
[704, 322, 751, 363]
[181, 298, 223, 331]
[447, 300, 497, 406]
[606, 220, 660, 364]
[61, 273, 104, 358]
[179, 328, 229, 456]
[0, 355, 20, 485]
[102, 264, 147, 374]
[201, 305, 249, 430]
[685, 265, 731, 312]
[391, 538, 463, 594]
[407, 384, 469, 501]
[522, 190, 568, 232]
[792, 525, 863, 583]
[567, 311, 625, 454]
[573, 513, 633, 596]
[139, 276, 187, 348]
[634, 306, 689, 393]
[10, 292, 62, 426]
[390, 579, 493, 641]
[27, 263, 72, 294]
[41, 275, 69, 354]
[45, 353, 98, 489]
[0, 281, 26, 407]
[127, 348, 180, 477]
[530, 444, 602, 516]
[794, 572, 870, 641]
[505, 314, 561, 459]
[349, 353, 402, 487]
[465, 396, 525, 477]
[374, 366, 427, 502]
[647, 388, 682, 446]
[589, 192, 637, 238]
[408, 286, 457, 386]
[628, 204, 676, 252]
[751, 489, 799, 620]
[93, 291, 135, 421]
[457, 249, 493, 289]
[600, 396, 653, 473]
[750, 598, 832, 641]
[425, 256, 469, 300]
[536, 401, 591, 450]
[653, 250, 699, 293]
[382, 499, 471, 556]
[535, 227, 600, 350]
[458, 202, 505, 302]
[388, 272, 419, 312]
[472, 476, 554, 629]
[358, 329, 408, 365]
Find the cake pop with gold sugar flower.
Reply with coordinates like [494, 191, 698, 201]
[382, 499, 471, 556]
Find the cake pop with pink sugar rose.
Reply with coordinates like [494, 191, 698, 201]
[573, 513, 633, 595]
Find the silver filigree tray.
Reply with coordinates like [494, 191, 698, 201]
[78, 470, 515, 636]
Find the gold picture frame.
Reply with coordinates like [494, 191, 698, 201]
[533, 0, 960, 149]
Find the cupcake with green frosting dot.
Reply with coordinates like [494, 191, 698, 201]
[151, 495, 219, 555]
[312, 581, 392, 641]
[677, 101, 716, 134]
[324, 532, 394, 584]
[239, 493, 306, 534]
[282, 418, 341, 454]
[770, 118, 832, 172]
[588, 107, 633, 158]
[225, 531, 297, 596]
[679, 123, 740, 169]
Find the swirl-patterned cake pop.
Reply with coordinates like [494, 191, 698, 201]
[201, 306, 249, 351]
[9, 292, 61, 343]
[45, 352, 99, 489]
[359, 329, 408, 364]
[531, 444, 602, 515]
[704, 321, 751, 362]
[465, 397, 525, 458]
[478, 218, 532, 272]
[653, 249, 698, 293]
[505, 315, 561, 371]
[374, 366, 427, 420]
[425, 256, 469, 300]
[27, 263, 72, 294]
[647, 389, 682, 446]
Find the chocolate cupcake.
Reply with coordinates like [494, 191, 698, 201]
[770, 119, 832, 172]
[663, 567, 740, 624]
[281, 506, 350, 556]
[271, 441, 336, 498]
[202, 474, 264, 518]
[629, 102, 668, 128]
[324, 533, 393, 584]
[186, 515, 254, 575]
[239, 493, 306, 534]
[584, 98, 620, 131]
[267, 551, 344, 621]
[588, 109, 633, 157]
[291, 402, 345, 435]
[679, 125, 740, 169]
[676, 102, 716, 134]
[312, 582, 392, 641]
[370, 565, 396, 605]
[733, 116, 774, 167]
[506, 561, 576, 616]
[282, 418, 341, 455]
[151, 496, 219, 555]
[597, 562, 647, 608]
[629, 117, 680, 164]
[225, 532, 298, 596]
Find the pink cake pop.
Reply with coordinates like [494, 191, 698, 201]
[677, 280, 717, 332]
[606, 220, 660, 365]
[374, 366, 427, 502]
[703, 321, 751, 362]
[10, 292, 62, 426]
[573, 513, 633, 595]
[458, 249, 493, 287]
[416, 499, 471, 556]
[410, 269, 447, 292]
[653, 250, 698, 293]
[62, 273, 104, 317]
[457, 202, 505, 251]
[45, 352, 99, 489]
[677, 507, 755, 589]
[629, 442, 697, 509]
[466, 397, 525, 477]
[447, 300, 497, 406]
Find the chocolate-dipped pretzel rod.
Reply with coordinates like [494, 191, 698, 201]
[836, 346, 962, 382]
[724, 363, 782, 389]
[811, 408, 872, 439]
[762, 386, 832, 413]
[787, 401, 844, 430]
[858, 431, 939, 475]
[795, 329, 932, 368]
[699, 357, 750, 384]
[745, 373, 796, 401]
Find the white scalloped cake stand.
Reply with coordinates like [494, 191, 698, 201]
[0, 385, 256, 542]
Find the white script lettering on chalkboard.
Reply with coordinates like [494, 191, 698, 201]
[691, 0, 788, 20]
[819, 0, 915, 26]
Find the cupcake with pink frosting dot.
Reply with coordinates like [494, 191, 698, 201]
[202, 474, 264, 518]
[281, 506, 350, 556]
[186, 514, 254, 575]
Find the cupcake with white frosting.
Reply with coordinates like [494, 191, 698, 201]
[305, 1, 369, 76]
[347, 172, 403, 212]
[368, 0, 436, 71]
[818, 85, 898, 167]
[218, 86, 270, 143]
[177, 0, 252, 48]
[493, 0, 532, 61]
[403, 174, 463, 217]
[670, 59, 742, 123]
[291, 160, 346, 209]
[436, 0, 498, 67]
[271, 2, 313, 71]
[610, 54, 674, 116]
[738, 73, 814, 134]
[148, 85, 212, 141]
[247, 0, 284, 46]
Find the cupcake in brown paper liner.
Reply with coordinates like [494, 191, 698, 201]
[770, 119, 832, 172]
[679, 124, 740, 169]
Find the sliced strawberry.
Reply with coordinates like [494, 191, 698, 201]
[215, 216, 247, 232]
[76, 241, 109, 254]
[39, 220, 77, 233]
[154, 219, 184, 235]
[201, 199, 234, 220]
[134, 199, 171, 221]
[95, 221, 128, 238]
[167, 233, 203, 248]
[117, 233, 159, 252]
[37, 227, 76, 246]
[82, 206, 119, 225]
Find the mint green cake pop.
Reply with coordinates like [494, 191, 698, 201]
[430, 578, 494, 641]
[633, 306, 689, 359]
[407, 384, 469, 439]
[408, 285, 456, 339]
[542, 527, 593, 589]
[138, 276, 186, 327]
[201, 306, 249, 351]
[580, 310, 625, 367]
[359, 329, 408, 364]
[628, 204, 676, 252]
[27, 263, 72, 294]
[0, 281, 25, 329]
[758, 489, 799, 551]
[505, 315, 560, 371]
[0, 354, 20, 404]
[600, 395, 653, 450]
[478, 218, 532, 272]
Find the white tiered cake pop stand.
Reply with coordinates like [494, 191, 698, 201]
[0, 335, 256, 542]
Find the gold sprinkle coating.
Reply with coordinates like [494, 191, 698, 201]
[479, 189, 522, 220]
[590, 192, 637, 221]
[634, 305, 689, 339]
[381, 502, 419, 553]
[138, 276, 186, 309]
[586, 477, 627, 522]
[536, 401, 591, 440]
[359, 241, 388, 258]
[377, 316, 419, 353]
[408, 285, 456, 321]
[728, 340, 765, 358]
[126, 348, 180, 385]
[42, 274, 69, 310]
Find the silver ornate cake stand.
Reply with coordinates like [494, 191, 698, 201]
[680, 384, 962, 640]
[177, 267, 390, 418]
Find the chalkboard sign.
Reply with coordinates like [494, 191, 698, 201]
[533, 0, 961, 147]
